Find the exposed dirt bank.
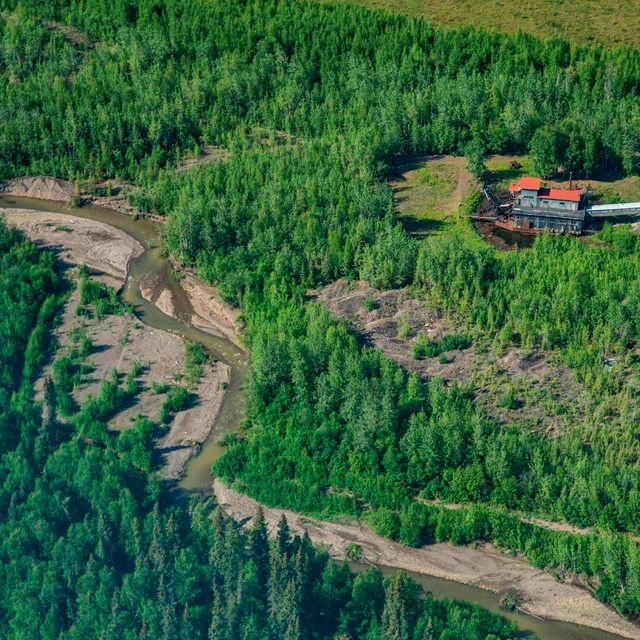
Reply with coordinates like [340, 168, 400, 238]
[0, 175, 163, 220]
[139, 267, 242, 349]
[310, 278, 589, 431]
[173, 261, 243, 348]
[214, 479, 640, 640]
[1, 178, 243, 348]
[2, 208, 232, 479]
[3, 208, 142, 289]
[1, 176, 74, 202]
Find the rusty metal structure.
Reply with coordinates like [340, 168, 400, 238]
[477, 178, 640, 235]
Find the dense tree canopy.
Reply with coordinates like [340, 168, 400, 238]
[3, 0, 640, 627]
[0, 222, 524, 639]
[2, 0, 640, 179]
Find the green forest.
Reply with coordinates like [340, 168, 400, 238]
[0, 219, 523, 639]
[3, 0, 640, 633]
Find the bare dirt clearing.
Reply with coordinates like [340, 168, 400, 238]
[214, 479, 640, 640]
[44, 19, 95, 48]
[311, 278, 588, 429]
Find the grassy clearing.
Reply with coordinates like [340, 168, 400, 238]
[485, 155, 535, 191]
[322, 0, 640, 49]
[389, 155, 483, 243]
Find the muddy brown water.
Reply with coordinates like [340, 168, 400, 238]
[362, 564, 632, 640]
[0, 196, 632, 640]
[475, 221, 537, 250]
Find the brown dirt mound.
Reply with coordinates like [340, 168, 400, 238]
[311, 279, 589, 429]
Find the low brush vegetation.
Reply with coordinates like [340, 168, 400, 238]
[185, 340, 209, 384]
[413, 333, 472, 360]
[321, 0, 640, 49]
[159, 384, 190, 423]
[77, 264, 127, 317]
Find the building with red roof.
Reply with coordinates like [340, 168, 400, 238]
[508, 178, 587, 233]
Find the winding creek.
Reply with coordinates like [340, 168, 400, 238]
[0, 194, 633, 640]
[0, 194, 247, 491]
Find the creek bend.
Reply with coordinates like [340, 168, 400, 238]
[0, 195, 247, 491]
[0, 195, 632, 640]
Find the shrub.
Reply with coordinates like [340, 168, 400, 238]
[185, 340, 209, 383]
[413, 333, 472, 360]
[346, 543, 363, 561]
[369, 507, 400, 540]
[500, 389, 519, 410]
[160, 385, 190, 423]
[397, 312, 412, 339]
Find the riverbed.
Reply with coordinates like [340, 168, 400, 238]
[1, 193, 637, 640]
[0, 194, 246, 490]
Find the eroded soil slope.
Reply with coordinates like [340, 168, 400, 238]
[311, 278, 590, 431]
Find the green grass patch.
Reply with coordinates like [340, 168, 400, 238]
[391, 157, 485, 243]
[322, 0, 640, 49]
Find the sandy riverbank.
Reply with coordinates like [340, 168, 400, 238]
[2, 207, 234, 479]
[3, 208, 142, 289]
[7, 181, 638, 638]
[0, 175, 163, 220]
[214, 479, 640, 640]
[1, 175, 243, 349]
[140, 265, 243, 350]
[172, 260, 243, 348]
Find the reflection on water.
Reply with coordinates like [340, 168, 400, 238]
[475, 221, 537, 250]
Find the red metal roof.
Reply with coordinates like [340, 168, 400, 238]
[509, 177, 585, 202]
[519, 177, 542, 190]
[538, 188, 584, 203]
